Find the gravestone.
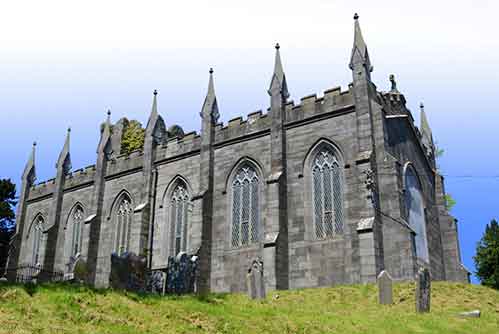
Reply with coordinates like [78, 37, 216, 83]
[73, 258, 89, 284]
[165, 252, 199, 294]
[416, 267, 431, 313]
[246, 259, 265, 300]
[377, 270, 393, 305]
[110, 252, 147, 292]
[146, 270, 167, 295]
[458, 310, 480, 318]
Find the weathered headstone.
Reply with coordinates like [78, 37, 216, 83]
[246, 259, 265, 300]
[146, 270, 167, 295]
[165, 252, 199, 294]
[416, 267, 431, 313]
[110, 252, 147, 292]
[457, 310, 480, 318]
[377, 270, 393, 305]
[73, 258, 89, 283]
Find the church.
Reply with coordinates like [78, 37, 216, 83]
[8, 14, 469, 292]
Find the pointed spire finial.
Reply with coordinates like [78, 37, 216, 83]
[23, 141, 37, 183]
[106, 109, 111, 124]
[269, 43, 289, 98]
[207, 67, 215, 96]
[349, 12, 372, 73]
[201, 66, 219, 122]
[150, 89, 158, 118]
[67, 127, 71, 133]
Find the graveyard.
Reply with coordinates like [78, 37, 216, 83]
[0, 281, 497, 333]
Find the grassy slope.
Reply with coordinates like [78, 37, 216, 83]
[0, 282, 498, 334]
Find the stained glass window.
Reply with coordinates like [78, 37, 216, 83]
[404, 166, 429, 262]
[115, 196, 133, 256]
[170, 184, 190, 255]
[231, 165, 259, 247]
[32, 216, 44, 265]
[71, 206, 84, 257]
[312, 148, 343, 239]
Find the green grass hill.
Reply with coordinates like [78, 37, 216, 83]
[0, 281, 498, 333]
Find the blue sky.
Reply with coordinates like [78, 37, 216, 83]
[1, 1, 498, 282]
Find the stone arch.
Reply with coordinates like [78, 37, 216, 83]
[161, 175, 194, 205]
[25, 213, 46, 265]
[109, 190, 135, 255]
[303, 139, 346, 241]
[63, 203, 85, 263]
[64, 202, 86, 230]
[161, 175, 193, 257]
[226, 157, 265, 248]
[106, 189, 134, 220]
[302, 137, 345, 174]
[26, 212, 47, 239]
[223, 156, 265, 194]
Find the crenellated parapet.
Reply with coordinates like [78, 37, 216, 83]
[285, 87, 354, 124]
[28, 179, 56, 201]
[106, 150, 144, 177]
[64, 165, 96, 190]
[155, 131, 201, 163]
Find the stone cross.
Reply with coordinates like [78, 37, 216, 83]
[246, 259, 265, 300]
[416, 267, 431, 313]
[377, 270, 393, 305]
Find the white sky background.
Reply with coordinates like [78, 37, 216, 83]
[1, 0, 498, 195]
[1, 0, 498, 279]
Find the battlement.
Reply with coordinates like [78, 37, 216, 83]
[215, 110, 270, 144]
[106, 149, 144, 177]
[155, 130, 201, 162]
[64, 165, 96, 190]
[286, 86, 353, 123]
[29, 179, 56, 200]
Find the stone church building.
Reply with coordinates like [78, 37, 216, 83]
[8, 15, 469, 292]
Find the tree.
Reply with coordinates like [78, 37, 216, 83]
[474, 219, 499, 289]
[444, 193, 457, 211]
[0, 179, 16, 272]
[121, 120, 145, 155]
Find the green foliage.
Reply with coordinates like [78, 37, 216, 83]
[0, 179, 16, 230]
[474, 219, 499, 289]
[0, 282, 498, 333]
[444, 193, 456, 211]
[435, 147, 444, 158]
[0, 179, 16, 273]
[121, 120, 145, 155]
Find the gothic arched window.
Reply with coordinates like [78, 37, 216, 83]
[32, 216, 44, 265]
[70, 206, 84, 257]
[404, 165, 429, 262]
[231, 164, 260, 247]
[115, 195, 133, 256]
[312, 147, 344, 239]
[170, 183, 190, 256]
